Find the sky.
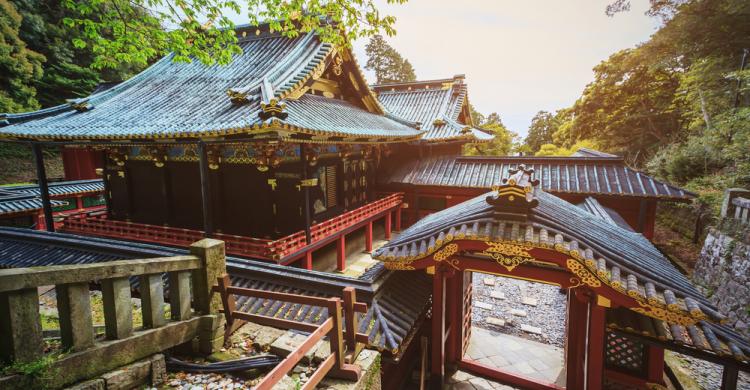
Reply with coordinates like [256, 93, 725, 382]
[350, 0, 661, 137]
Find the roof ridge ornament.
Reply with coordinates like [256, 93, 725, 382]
[67, 98, 93, 112]
[486, 164, 540, 213]
[259, 98, 288, 121]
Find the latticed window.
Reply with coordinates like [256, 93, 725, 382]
[325, 165, 337, 208]
[605, 332, 646, 376]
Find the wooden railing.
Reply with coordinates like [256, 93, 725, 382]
[214, 276, 369, 389]
[62, 192, 403, 262]
[0, 239, 226, 389]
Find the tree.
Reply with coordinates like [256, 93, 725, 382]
[364, 35, 416, 84]
[60, 0, 407, 70]
[463, 112, 517, 156]
[0, 0, 44, 112]
[524, 111, 556, 152]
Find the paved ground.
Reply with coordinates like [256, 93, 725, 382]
[339, 237, 387, 277]
[464, 327, 565, 386]
[444, 370, 519, 389]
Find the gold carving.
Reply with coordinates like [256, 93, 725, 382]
[384, 262, 415, 271]
[434, 243, 459, 262]
[300, 178, 319, 187]
[479, 242, 534, 272]
[566, 259, 601, 287]
[332, 56, 344, 76]
[631, 304, 696, 326]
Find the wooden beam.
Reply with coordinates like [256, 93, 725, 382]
[587, 300, 606, 390]
[365, 221, 373, 252]
[566, 289, 588, 390]
[197, 141, 214, 237]
[32, 142, 54, 232]
[337, 234, 346, 271]
[430, 268, 445, 390]
[647, 346, 665, 385]
[385, 211, 392, 240]
[722, 363, 739, 390]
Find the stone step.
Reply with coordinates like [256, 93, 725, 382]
[490, 291, 506, 300]
[474, 301, 493, 310]
[521, 296, 538, 306]
[510, 309, 527, 317]
[485, 317, 506, 327]
[520, 324, 542, 335]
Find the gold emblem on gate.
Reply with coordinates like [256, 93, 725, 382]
[480, 242, 534, 271]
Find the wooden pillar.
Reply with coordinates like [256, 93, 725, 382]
[337, 234, 346, 271]
[365, 221, 373, 252]
[395, 206, 402, 231]
[647, 346, 665, 385]
[586, 297, 606, 390]
[343, 287, 358, 352]
[566, 289, 588, 390]
[32, 143, 54, 232]
[445, 271, 459, 366]
[430, 268, 446, 390]
[721, 363, 739, 390]
[385, 211, 392, 240]
[300, 144, 313, 245]
[637, 199, 648, 234]
[197, 141, 214, 237]
[303, 251, 313, 270]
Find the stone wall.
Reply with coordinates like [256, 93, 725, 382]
[693, 228, 750, 337]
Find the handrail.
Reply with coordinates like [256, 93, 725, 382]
[62, 192, 404, 261]
[731, 197, 749, 225]
[214, 275, 366, 388]
[0, 255, 199, 293]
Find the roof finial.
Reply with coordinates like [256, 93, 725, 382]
[486, 164, 539, 213]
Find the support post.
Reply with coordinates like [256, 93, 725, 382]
[647, 346, 665, 385]
[32, 142, 54, 232]
[395, 206, 402, 231]
[430, 267, 446, 390]
[303, 251, 313, 270]
[101, 277, 133, 340]
[365, 221, 373, 252]
[301, 143, 312, 245]
[586, 296, 606, 390]
[337, 234, 346, 271]
[385, 211, 392, 240]
[637, 199, 648, 233]
[343, 287, 357, 352]
[57, 282, 94, 351]
[722, 363, 739, 390]
[190, 238, 227, 354]
[139, 273, 166, 328]
[0, 288, 44, 363]
[445, 271, 459, 366]
[566, 289, 588, 390]
[168, 270, 192, 320]
[197, 141, 214, 237]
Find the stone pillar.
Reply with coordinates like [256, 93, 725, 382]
[190, 238, 227, 354]
[102, 277, 133, 340]
[57, 282, 95, 351]
[0, 288, 43, 363]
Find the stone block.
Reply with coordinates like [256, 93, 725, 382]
[490, 291, 505, 300]
[483, 277, 495, 286]
[101, 358, 152, 390]
[474, 301, 493, 310]
[520, 324, 542, 335]
[65, 378, 105, 390]
[150, 354, 167, 386]
[485, 317, 505, 327]
[521, 297, 538, 307]
[510, 309, 527, 317]
[251, 326, 286, 351]
[312, 339, 331, 364]
[270, 331, 318, 363]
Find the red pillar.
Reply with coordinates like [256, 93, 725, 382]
[647, 346, 665, 384]
[445, 271, 459, 366]
[395, 207, 402, 231]
[303, 251, 313, 270]
[587, 297, 606, 390]
[365, 221, 373, 252]
[384, 211, 392, 240]
[566, 290, 588, 390]
[431, 268, 446, 390]
[336, 234, 346, 271]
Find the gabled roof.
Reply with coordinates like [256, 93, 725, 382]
[0, 227, 429, 359]
[379, 154, 694, 201]
[373, 75, 493, 143]
[0, 26, 422, 144]
[372, 169, 749, 365]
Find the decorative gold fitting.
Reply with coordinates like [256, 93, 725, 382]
[227, 89, 250, 105]
[300, 178, 319, 187]
[433, 118, 446, 126]
[332, 55, 344, 76]
[267, 179, 277, 191]
[95, 168, 103, 176]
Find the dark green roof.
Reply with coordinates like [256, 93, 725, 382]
[0, 30, 422, 143]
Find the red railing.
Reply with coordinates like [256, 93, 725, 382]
[214, 276, 367, 389]
[62, 193, 403, 262]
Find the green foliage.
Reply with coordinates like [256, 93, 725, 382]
[2, 353, 60, 389]
[534, 139, 598, 157]
[0, 0, 44, 112]
[524, 111, 555, 152]
[365, 34, 416, 84]
[463, 112, 518, 156]
[61, 0, 407, 70]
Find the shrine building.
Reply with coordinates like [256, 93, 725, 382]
[0, 22, 746, 390]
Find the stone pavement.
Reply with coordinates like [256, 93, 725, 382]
[464, 326, 565, 387]
[340, 237, 389, 277]
[444, 370, 519, 389]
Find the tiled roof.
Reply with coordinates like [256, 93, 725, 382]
[0, 227, 429, 358]
[379, 154, 694, 200]
[372, 188, 750, 364]
[5, 179, 104, 197]
[0, 28, 421, 143]
[0, 190, 66, 216]
[373, 76, 493, 143]
[576, 197, 633, 231]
